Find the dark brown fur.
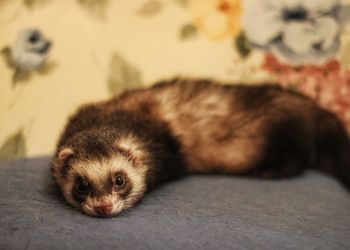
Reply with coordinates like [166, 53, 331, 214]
[54, 110, 187, 189]
[52, 78, 350, 215]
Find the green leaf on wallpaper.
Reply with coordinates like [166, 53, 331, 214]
[1, 47, 16, 69]
[137, 0, 163, 16]
[108, 53, 143, 95]
[0, 130, 26, 161]
[77, 0, 108, 19]
[12, 68, 31, 87]
[2, 47, 32, 87]
[173, 0, 188, 7]
[23, 0, 52, 9]
[179, 24, 197, 40]
[235, 32, 251, 58]
[37, 61, 58, 75]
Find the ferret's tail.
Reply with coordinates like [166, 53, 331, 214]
[314, 109, 350, 190]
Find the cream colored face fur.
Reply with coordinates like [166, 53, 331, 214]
[52, 134, 151, 217]
[62, 156, 147, 217]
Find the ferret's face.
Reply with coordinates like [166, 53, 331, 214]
[52, 130, 149, 217]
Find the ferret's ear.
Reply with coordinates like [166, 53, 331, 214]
[58, 147, 74, 162]
[52, 147, 75, 177]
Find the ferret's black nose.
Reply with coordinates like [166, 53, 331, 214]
[94, 204, 112, 216]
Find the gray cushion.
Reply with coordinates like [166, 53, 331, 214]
[0, 157, 349, 250]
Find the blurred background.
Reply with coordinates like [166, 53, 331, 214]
[1, 0, 350, 160]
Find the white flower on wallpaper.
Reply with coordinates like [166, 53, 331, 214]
[12, 28, 52, 71]
[1, 28, 53, 85]
[243, 0, 350, 65]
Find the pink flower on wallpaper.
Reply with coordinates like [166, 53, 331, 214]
[263, 54, 350, 133]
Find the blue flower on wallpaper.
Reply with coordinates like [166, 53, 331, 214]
[243, 0, 350, 65]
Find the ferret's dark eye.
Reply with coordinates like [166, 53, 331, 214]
[75, 176, 90, 194]
[73, 176, 90, 203]
[115, 175, 125, 188]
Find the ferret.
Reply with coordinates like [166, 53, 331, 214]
[51, 78, 350, 217]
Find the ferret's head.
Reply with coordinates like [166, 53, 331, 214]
[51, 127, 150, 217]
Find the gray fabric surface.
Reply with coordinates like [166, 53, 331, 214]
[0, 157, 349, 250]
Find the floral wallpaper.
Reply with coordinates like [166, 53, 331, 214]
[0, 0, 350, 160]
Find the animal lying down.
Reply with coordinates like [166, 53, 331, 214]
[51, 78, 350, 217]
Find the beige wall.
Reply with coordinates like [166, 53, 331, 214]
[1, 0, 349, 160]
